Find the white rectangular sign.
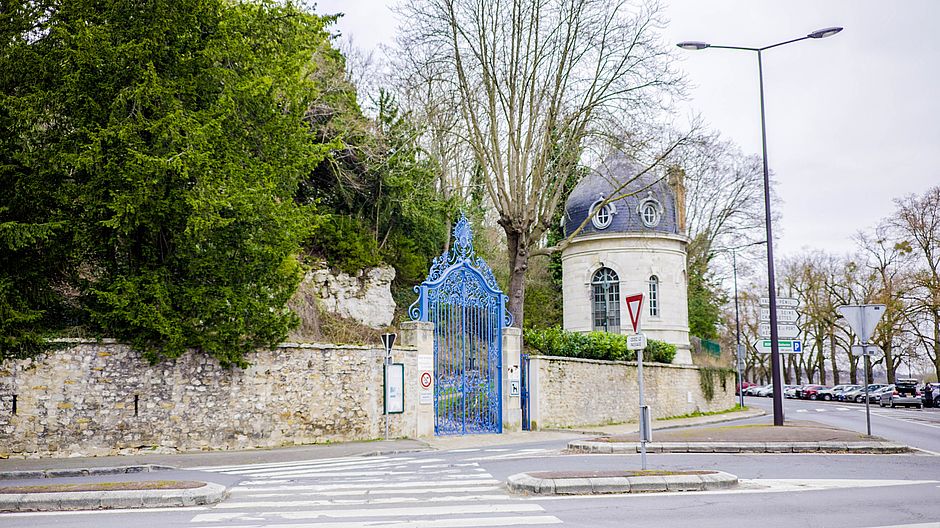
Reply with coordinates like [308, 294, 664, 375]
[384, 363, 404, 414]
[627, 333, 648, 351]
[851, 344, 883, 357]
[758, 322, 800, 339]
[760, 297, 799, 308]
[759, 307, 799, 323]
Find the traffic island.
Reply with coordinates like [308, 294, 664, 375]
[507, 470, 738, 495]
[0, 480, 227, 512]
[566, 421, 912, 454]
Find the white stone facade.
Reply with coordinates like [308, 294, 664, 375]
[561, 231, 693, 364]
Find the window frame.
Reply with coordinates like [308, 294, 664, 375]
[591, 267, 621, 333]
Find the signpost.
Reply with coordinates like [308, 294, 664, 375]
[624, 293, 649, 470]
[759, 307, 799, 323]
[381, 333, 397, 440]
[755, 339, 802, 354]
[758, 323, 799, 339]
[836, 304, 886, 436]
[736, 344, 745, 408]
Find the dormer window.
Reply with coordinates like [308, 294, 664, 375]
[637, 194, 662, 228]
[590, 198, 616, 229]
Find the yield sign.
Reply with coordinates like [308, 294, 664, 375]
[624, 293, 644, 333]
[836, 305, 886, 344]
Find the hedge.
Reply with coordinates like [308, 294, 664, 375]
[523, 326, 676, 364]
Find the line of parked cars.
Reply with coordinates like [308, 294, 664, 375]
[740, 380, 940, 409]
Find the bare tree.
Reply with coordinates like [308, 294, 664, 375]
[893, 186, 940, 380]
[394, 0, 684, 325]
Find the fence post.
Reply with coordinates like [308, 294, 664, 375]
[400, 320, 435, 438]
[502, 327, 522, 431]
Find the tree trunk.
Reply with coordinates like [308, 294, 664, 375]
[849, 357, 858, 385]
[884, 344, 896, 384]
[934, 312, 940, 382]
[504, 228, 529, 328]
[829, 329, 839, 386]
[815, 334, 827, 385]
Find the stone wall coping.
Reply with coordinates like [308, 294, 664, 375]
[43, 338, 416, 352]
[527, 354, 703, 371]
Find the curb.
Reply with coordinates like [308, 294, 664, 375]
[566, 440, 913, 454]
[0, 464, 175, 481]
[0, 482, 227, 512]
[543, 409, 767, 436]
[507, 470, 738, 495]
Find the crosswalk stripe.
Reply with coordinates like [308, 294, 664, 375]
[231, 479, 501, 492]
[190, 503, 546, 523]
[233, 486, 504, 498]
[187, 515, 563, 528]
[217, 457, 429, 475]
[213, 494, 515, 509]
[193, 455, 388, 472]
[232, 468, 471, 479]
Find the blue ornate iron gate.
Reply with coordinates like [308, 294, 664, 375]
[410, 215, 510, 435]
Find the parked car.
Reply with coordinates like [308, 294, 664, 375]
[817, 384, 854, 401]
[799, 385, 827, 400]
[880, 379, 922, 408]
[784, 385, 801, 399]
[745, 384, 770, 397]
[835, 385, 862, 401]
[755, 384, 775, 397]
[842, 384, 887, 403]
[736, 381, 756, 395]
[923, 383, 940, 408]
[867, 384, 894, 403]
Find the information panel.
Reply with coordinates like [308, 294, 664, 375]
[384, 363, 405, 414]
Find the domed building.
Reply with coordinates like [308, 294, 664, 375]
[560, 153, 693, 364]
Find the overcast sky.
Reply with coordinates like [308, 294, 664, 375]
[315, 0, 939, 260]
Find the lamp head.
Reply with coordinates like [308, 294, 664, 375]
[808, 27, 843, 39]
[677, 41, 710, 50]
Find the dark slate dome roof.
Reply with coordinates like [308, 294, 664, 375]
[562, 153, 678, 239]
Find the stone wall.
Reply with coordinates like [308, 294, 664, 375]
[528, 355, 735, 429]
[0, 341, 422, 458]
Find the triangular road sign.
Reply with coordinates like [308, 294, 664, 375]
[624, 293, 644, 333]
[836, 305, 885, 344]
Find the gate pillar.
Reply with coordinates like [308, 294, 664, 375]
[502, 327, 522, 432]
[400, 320, 435, 438]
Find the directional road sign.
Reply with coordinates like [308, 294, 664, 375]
[759, 307, 799, 323]
[755, 339, 802, 354]
[758, 323, 800, 339]
[836, 305, 886, 344]
[760, 297, 799, 308]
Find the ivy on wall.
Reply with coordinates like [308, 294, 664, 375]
[698, 367, 735, 401]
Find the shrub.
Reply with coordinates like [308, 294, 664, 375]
[523, 326, 676, 364]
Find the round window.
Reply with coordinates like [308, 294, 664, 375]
[637, 197, 662, 227]
[592, 204, 613, 229]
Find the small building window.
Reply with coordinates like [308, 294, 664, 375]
[590, 198, 615, 230]
[649, 275, 659, 317]
[592, 267, 620, 333]
[637, 195, 662, 228]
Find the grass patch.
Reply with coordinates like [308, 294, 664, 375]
[662, 405, 747, 421]
[0, 480, 207, 494]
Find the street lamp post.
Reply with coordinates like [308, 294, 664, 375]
[679, 27, 843, 426]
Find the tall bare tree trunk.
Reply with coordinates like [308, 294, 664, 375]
[829, 328, 839, 385]
[504, 229, 529, 327]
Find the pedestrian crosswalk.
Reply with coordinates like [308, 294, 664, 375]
[192, 454, 562, 527]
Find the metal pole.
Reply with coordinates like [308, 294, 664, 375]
[732, 250, 745, 409]
[757, 49, 785, 426]
[861, 308, 871, 436]
[637, 346, 647, 470]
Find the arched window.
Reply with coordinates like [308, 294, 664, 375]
[589, 198, 616, 230]
[592, 268, 620, 333]
[648, 275, 659, 317]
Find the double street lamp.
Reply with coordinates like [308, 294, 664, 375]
[678, 27, 843, 426]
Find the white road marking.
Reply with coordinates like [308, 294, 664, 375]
[193, 455, 390, 472]
[231, 479, 501, 493]
[1, 506, 208, 517]
[213, 494, 514, 509]
[190, 503, 546, 523]
[185, 516, 563, 528]
[859, 523, 940, 528]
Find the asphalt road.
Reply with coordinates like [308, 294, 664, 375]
[2, 436, 938, 528]
[745, 395, 940, 453]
